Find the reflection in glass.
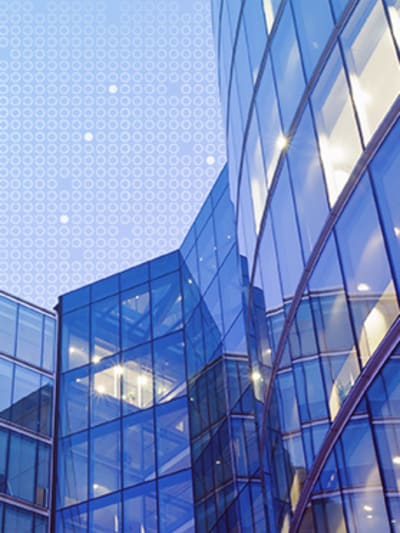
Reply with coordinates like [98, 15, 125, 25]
[123, 410, 155, 487]
[122, 344, 153, 413]
[312, 47, 362, 205]
[16, 306, 42, 366]
[90, 421, 120, 498]
[0, 296, 17, 356]
[91, 355, 121, 426]
[342, 0, 400, 143]
[62, 307, 90, 371]
[91, 296, 120, 363]
[121, 283, 151, 349]
[154, 331, 186, 404]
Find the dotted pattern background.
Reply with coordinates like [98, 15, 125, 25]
[0, 0, 226, 309]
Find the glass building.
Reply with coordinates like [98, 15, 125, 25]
[212, 0, 400, 531]
[1, 0, 400, 531]
[0, 291, 56, 532]
[54, 169, 266, 532]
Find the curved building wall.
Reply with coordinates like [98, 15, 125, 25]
[213, 0, 400, 531]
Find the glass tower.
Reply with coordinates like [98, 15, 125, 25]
[212, 0, 400, 531]
[0, 291, 56, 532]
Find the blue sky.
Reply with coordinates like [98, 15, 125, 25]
[0, 0, 226, 308]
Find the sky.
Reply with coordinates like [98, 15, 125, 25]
[0, 0, 226, 309]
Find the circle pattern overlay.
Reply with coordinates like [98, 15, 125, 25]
[0, 0, 226, 309]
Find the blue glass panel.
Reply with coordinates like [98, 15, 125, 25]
[291, 0, 334, 79]
[276, 371, 300, 432]
[368, 358, 400, 417]
[39, 391, 54, 438]
[309, 235, 343, 292]
[271, 162, 304, 298]
[91, 354, 121, 426]
[243, 0, 267, 81]
[154, 331, 186, 403]
[8, 432, 36, 503]
[90, 492, 121, 533]
[336, 177, 398, 362]
[34, 515, 48, 533]
[0, 296, 17, 356]
[121, 282, 151, 348]
[123, 409, 155, 487]
[258, 215, 283, 312]
[91, 295, 120, 362]
[289, 297, 318, 359]
[337, 419, 381, 488]
[151, 272, 183, 338]
[0, 429, 8, 493]
[343, 490, 388, 530]
[60, 367, 89, 436]
[371, 118, 400, 292]
[159, 469, 194, 533]
[213, 189, 235, 267]
[16, 306, 43, 366]
[231, 419, 259, 477]
[91, 274, 119, 302]
[42, 316, 55, 371]
[195, 194, 213, 236]
[90, 421, 120, 498]
[288, 105, 329, 259]
[150, 251, 179, 279]
[330, 0, 349, 21]
[312, 496, 346, 533]
[311, 293, 354, 353]
[219, 246, 243, 334]
[0, 357, 13, 418]
[185, 307, 205, 379]
[57, 503, 88, 533]
[204, 277, 224, 339]
[36, 443, 50, 507]
[124, 481, 158, 532]
[156, 397, 191, 476]
[233, 28, 254, 122]
[12, 364, 41, 433]
[293, 359, 328, 422]
[120, 261, 149, 291]
[61, 306, 90, 371]
[122, 343, 153, 414]
[58, 432, 88, 507]
[4, 505, 33, 532]
[374, 422, 400, 492]
[271, 2, 305, 131]
[197, 215, 218, 291]
[62, 286, 90, 313]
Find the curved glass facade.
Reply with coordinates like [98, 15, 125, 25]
[212, 0, 400, 530]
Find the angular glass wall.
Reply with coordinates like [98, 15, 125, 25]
[55, 168, 267, 532]
[0, 292, 56, 533]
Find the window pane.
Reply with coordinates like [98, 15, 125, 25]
[342, 0, 400, 143]
[371, 118, 400, 292]
[124, 481, 158, 532]
[8, 432, 36, 502]
[156, 398, 191, 476]
[91, 355, 121, 426]
[121, 283, 151, 349]
[292, 0, 334, 78]
[123, 410, 155, 487]
[91, 295, 120, 363]
[61, 307, 90, 371]
[154, 331, 186, 404]
[151, 272, 183, 338]
[90, 421, 120, 498]
[90, 492, 121, 533]
[58, 433, 88, 507]
[122, 344, 153, 414]
[271, 2, 305, 131]
[288, 106, 329, 259]
[60, 367, 89, 436]
[4, 506, 33, 533]
[0, 296, 17, 356]
[12, 365, 41, 433]
[312, 47, 362, 205]
[159, 470, 194, 533]
[42, 316, 55, 371]
[16, 306, 43, 366]
[336, 178, 399, 364]
[0, 358, 13, 418]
